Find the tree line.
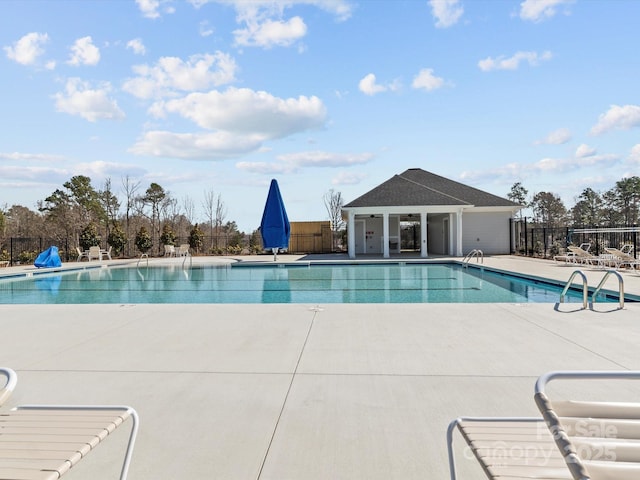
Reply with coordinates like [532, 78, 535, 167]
[0, 176, 347, 261]
[0, 175, 250, 259]
[507, 176, 640, 228]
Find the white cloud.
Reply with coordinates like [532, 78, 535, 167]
[460, 151, 620, 184]
[155, 87, 325, 136]
[190, 0, 353, 22]
[236, 161, 292, 174]
[53, 78, 125, 122]
[277, 151, 373, 168]
[132, 87, 326, 159]
[429, 0, 463, 28]
[236, 151, 372, 174]
[535, 127, 571, 145]
[0, 165, 69, 183]
[4, 32, 49, 66]
[123, 52, 237, 99]
[234, 15, 307, 48]
[73, 160, 147, 178]
[67, 36, 100, 66]
[590, 104, 640, 135]
[478, 50, 552, 71]
[132, 131, 263, 159]
[332, 171, 367, 185]
[136, 0, 161, 18]
[201, 1, 352, 49]
[628, 144, 640, 164]
[575, 144, 596, 158]
[127, 38, 146, 55]
[519, 0, 574, 22]
[359, 73, 395, 96]
[0, 152, 64, 162]
[412, 68, 445, 91]
[199, 21, 214, 37]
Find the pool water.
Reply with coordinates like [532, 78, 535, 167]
[0, 263, 601, 304]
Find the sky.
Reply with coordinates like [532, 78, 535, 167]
[2, 0, 640, 232]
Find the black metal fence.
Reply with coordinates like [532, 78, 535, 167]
[1, 230, 338, 266]
[1, 238, 71, 266]
[513, 220, 639, 259]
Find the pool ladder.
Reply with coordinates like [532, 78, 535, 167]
[559, 269, 624, 310]
[462, 249, 483, 267]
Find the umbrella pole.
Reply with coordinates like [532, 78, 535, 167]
[272, 247, 278, 261]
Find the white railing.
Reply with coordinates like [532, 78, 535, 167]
[462, 249, 483, 267]
[559, 270, 624, 311]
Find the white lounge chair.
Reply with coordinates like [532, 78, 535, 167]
[605, 246, 640, 270]
[535, 371, 640, 480]
[101, 245, 112, 260]
[87, 245, 102, 261]
[448, 370, 640, 480]
[76, 247, 89, 262]
[567, 244, 600, 266]
[177, 244, 190, 257]
[0, 367, 139, 480]
[554, 243, 592, 265]
[447, 416, 570, 479]
[164, 245, 176, 257]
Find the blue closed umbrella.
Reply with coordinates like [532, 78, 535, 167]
[260, 179, 290, 261]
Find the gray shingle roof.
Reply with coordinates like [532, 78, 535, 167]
[344, 168, 519, 208]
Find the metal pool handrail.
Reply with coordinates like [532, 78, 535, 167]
[591, 269, 624, 310]
[559, 269, 625, 310]
[559, 270, 588, 309]
[462, 249, 483, 267]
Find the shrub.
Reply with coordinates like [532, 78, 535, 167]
[135, 226, 153, 254]
[160, 224, 176, 246]
[18, 250, 37, 264]
[107, 222, 127, 257]
[189, 223, 204, 253]
[79, 223, 101, 250]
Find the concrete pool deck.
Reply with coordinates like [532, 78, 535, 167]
[1, 254, 640, 479]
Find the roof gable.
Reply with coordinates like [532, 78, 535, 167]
[344, 168, 520, 208]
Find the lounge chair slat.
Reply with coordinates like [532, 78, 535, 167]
[0, 369, 138, 480]
[450, 418, 573, 479]
[581, 460, 640, 480]
[0, 458, 72, 472]
[554, 400, 640, 419]
[0, 442, 91, 456]
[0, 467, 60, 480]
[0, 449, 83, 462]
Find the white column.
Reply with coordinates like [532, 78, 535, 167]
[383, 212, 390, 258]
[420, 212, 428, 258]
[348, 210, 356, 259]
[456, 209, 463, 256]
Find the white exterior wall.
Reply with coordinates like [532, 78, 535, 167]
[461, 211, 513, 255]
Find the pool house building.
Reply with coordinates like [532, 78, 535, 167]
[342, 168, 522, 259]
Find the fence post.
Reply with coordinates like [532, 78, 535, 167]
[509, 218, 514, 254]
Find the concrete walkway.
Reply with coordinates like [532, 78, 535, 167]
[1, 255, 639, 479]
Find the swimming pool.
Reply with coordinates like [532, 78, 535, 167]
[0, 262, 611, 304]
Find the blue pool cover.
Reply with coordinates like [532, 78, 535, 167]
[34, 246, 62, 268]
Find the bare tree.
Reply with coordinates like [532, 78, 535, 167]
[202, 190, 216, 249]
[121, 176, 140, 256]
[214, 193, 227, 249]
[324, 189, 344, 251]
[182, 195, 195, 224]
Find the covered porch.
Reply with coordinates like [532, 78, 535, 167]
[344, 207, 465, 259]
